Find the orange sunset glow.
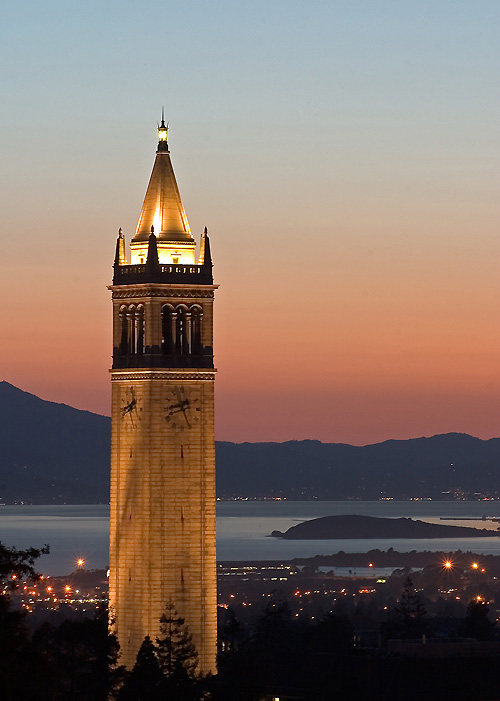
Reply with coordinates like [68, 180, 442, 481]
[1, 2, 499, 445]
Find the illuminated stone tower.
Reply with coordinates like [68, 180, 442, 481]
[109, 120, 217, 672]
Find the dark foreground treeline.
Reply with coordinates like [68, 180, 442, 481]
[3, 543, 500, 701]
[3, 589, 500, 701]
[216, 596, 500, 701]
[3, 596, 500, 701]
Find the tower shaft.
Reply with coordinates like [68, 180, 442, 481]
[108, 127, 217, 673]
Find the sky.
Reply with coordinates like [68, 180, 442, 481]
[1, 0, 499, 444]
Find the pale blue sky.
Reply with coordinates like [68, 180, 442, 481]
[1, 1, 498, 237]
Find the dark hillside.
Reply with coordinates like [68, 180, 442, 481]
[215, 434, 500, 500]
[0, 382, 110, 503]
[1, 382, 500, 503]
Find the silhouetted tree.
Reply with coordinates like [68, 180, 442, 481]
[156, 601, 198, 677]
[308, 612, 353, 654]
[156, 601, 204, 700]
[0, 541, 49, 581]
[220, 607, 245, 655]
[118, 636, 165, 700]
[26, 606, 125, 700]
[459, 599, 496, 641]
[254, 597, 291, 649]
[0, 592, 29, 698]
[215, 598, 294, 701]
[0, 541, 49, 696]
[391, 576, 428, 639]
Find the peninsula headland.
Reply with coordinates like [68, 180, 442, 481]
[271, 514, 499, 540]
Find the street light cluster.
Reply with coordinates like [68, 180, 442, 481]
[442, 560, 485, 572]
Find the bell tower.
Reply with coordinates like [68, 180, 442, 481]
[108, 120, 217, 672]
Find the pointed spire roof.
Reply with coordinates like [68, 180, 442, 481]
[132, 122, 193, 244]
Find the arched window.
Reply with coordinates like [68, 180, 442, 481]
[119, 306, 128, 354]
[119, 305, 145, 356]
[135, 305, 145, 355]
[127, 305, 137, 354]
[190, 305, 203, 355]
[162, 305, 174, 354]
[175, 306, 188, 356]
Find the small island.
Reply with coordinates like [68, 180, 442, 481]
[270, 514, 499, 540]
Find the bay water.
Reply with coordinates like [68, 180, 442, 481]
[1, 501, 500, 576]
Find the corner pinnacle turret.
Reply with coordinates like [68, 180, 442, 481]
[114, 228, 127, 266]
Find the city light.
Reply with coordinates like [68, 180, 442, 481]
[444, 560, 453, 569]
[77, 558, 85, 568]
[471, 562, 479, 569]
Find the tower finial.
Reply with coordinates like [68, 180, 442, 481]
[158, 110, 168, 149]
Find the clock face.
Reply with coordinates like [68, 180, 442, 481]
[164, 387, 201, 431]
[120, 386, 142, 429]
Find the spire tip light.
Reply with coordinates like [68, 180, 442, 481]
[158, 109, 168, 144]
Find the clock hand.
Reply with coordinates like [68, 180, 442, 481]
[180, 404, 192, 429]
[165, 398, 192, 427]
[166, 400, 189, 414]
[121, 399, 136, 417]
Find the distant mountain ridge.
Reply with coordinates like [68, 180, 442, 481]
[0, 382, 110, 503]
[216, 434, 500, 500]
[0, 381, 499, 504]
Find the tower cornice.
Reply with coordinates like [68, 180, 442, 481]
[110, 369, 217, 381]
[109, 283, 218, 300]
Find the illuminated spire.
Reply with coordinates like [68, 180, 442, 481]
[132, 120, 193, 244]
